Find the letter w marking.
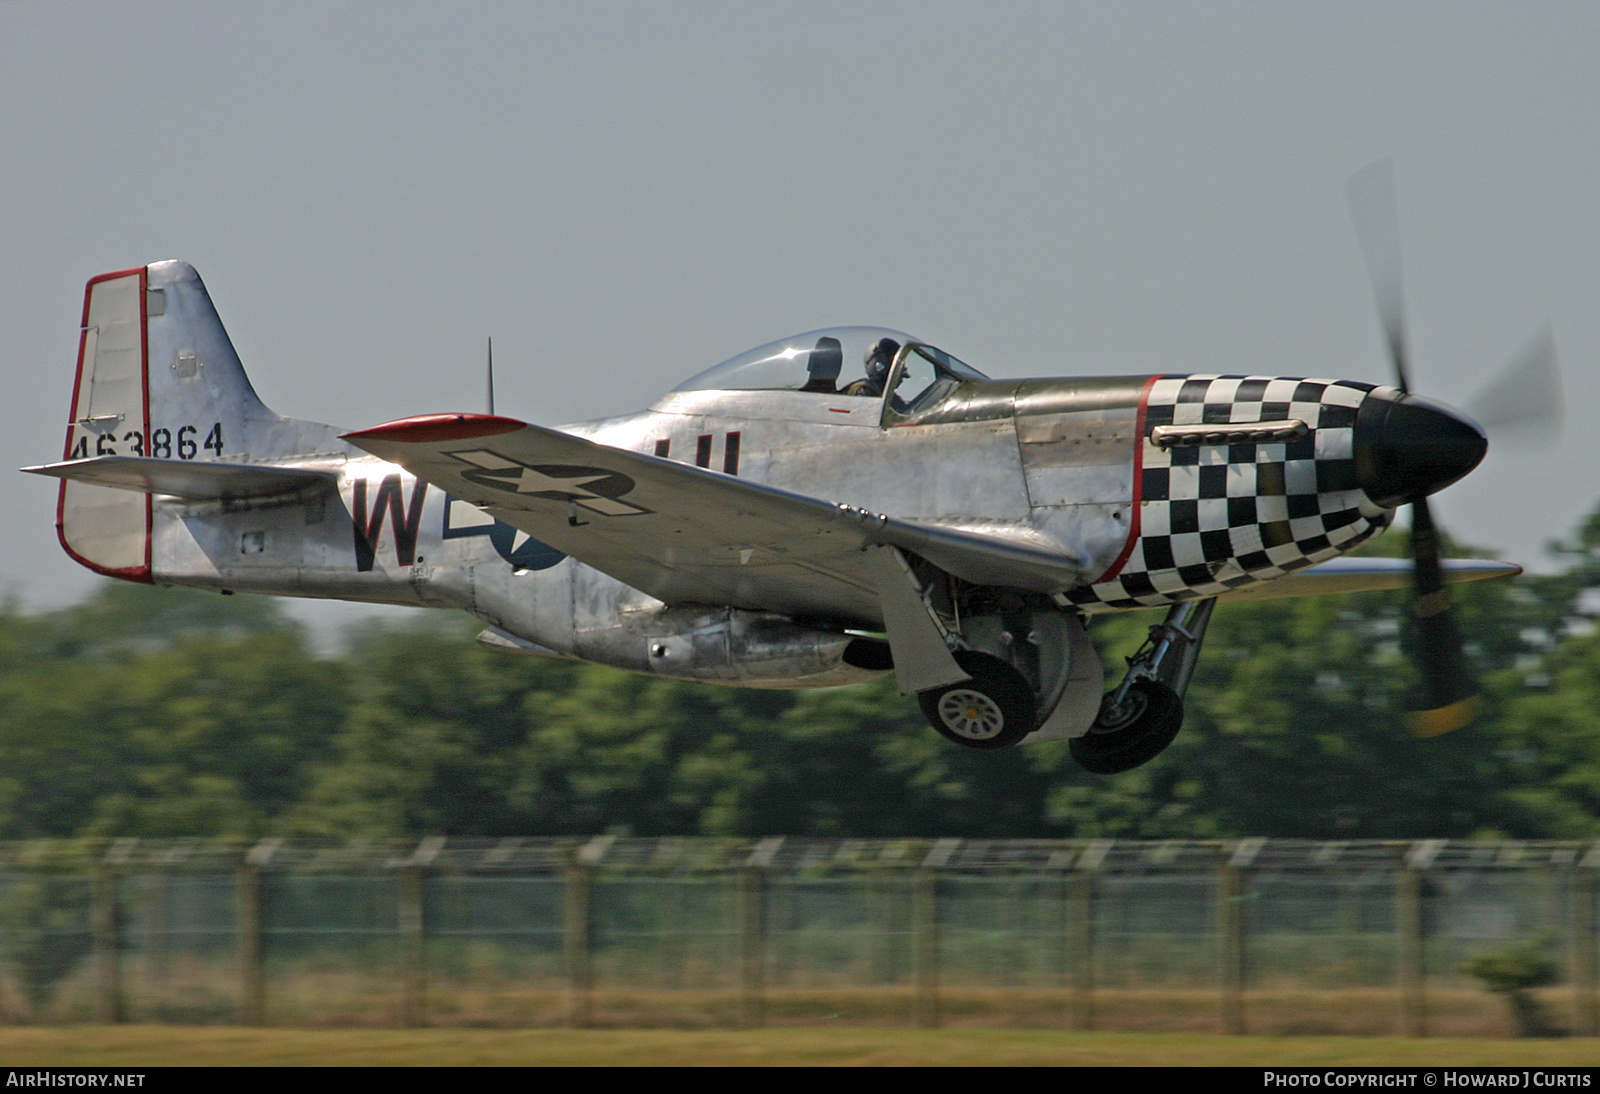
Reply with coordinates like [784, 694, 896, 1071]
[352, 474, 427, 572]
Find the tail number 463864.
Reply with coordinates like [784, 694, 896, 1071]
[71, 422, 223, 460]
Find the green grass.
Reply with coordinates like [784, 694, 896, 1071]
[0, 1027, 1598, 1067]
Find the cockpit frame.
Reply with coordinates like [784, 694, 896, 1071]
[670, 326, 988, 429]
[879, 342, 984, 426]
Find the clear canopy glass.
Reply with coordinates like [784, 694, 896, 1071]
[673, 326, 987, 396]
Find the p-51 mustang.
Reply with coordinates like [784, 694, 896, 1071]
[26, 169, 1546, 772]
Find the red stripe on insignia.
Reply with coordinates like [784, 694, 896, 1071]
[1093, 374, 1161, 584]
[343, 413, 524, 443]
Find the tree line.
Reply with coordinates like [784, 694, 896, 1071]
[6, 505, 1600, 841]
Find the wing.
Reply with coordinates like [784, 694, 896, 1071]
[344, 413, 1090, 628]
[1217, 556, 1520, 602]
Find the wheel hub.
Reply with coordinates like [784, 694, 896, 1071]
[937, 688, 1005, 740]
[1090, 687, 1151, 734]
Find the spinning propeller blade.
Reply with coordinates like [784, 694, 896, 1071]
[1402, 495, 1480, 736]
[1347, 160, 1487, 735]
[1464, 323, 1562, 444]
[1347, 160, 1413, 395]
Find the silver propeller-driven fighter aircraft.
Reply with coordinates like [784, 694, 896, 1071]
[26, 171, 1541, 771]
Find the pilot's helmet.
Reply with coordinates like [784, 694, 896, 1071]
[865, 337, 900, 384]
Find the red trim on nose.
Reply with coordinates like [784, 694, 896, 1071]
[344, 413, 524, 443]
[1092, 374, 1161, 584]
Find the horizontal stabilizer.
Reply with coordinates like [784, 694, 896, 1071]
[1219, 556, 1520, 603]
[23, 456, 335, 502]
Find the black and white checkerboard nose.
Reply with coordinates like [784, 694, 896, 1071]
[1353, 391, 1488, 509]
[1064, 374, 1394, 610]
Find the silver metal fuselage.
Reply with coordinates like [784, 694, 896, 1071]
[143, 373, 1389, 687]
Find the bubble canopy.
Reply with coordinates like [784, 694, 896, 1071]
[672, 326, 988, 395]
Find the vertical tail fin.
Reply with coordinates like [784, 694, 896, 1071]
[58, 261, 341, 580]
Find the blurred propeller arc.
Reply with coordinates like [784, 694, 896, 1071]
[1345, 160, 1557, 736]
[1463, 323, 1562, 444]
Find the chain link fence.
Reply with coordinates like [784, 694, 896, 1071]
[0, 838, 1592, 1035]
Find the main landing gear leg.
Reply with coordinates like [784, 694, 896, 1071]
[1069, 597, 1217, 774]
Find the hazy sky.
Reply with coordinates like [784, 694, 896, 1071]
[4, 3, 1598, 626]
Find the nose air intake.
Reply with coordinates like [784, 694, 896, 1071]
[1354, 390, 1488, 509]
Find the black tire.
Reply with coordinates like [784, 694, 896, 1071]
[918, 652, 1038, 751]
[1069, 679, 1184, 774]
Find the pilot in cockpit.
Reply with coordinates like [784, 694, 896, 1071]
[843, 337, 900, 397]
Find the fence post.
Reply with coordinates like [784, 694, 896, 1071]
[147, 867, 169, 990]
[739, 838, 781, 1029]
[566, 837, 612, 1028]
[91, 866, 121, 1024]
[393, 837, 444, 1029]
[1397, 840, 1440, 1037]
[1573, 845, 1599, 1037]
[238, 839, 280, 1026]
[1068, 840, 1110, 1031]
[1068, 869, 1094, 1029]
[914, 839, 957, 1029]
[913, 870, 938, 1028]
[398, 866, 425, 1028]
[564, 860, 593, 1028]
[236, 858, 264, 1025]
[738, 869, 765, 1027]
[1218, 838, 1261, 1035]
[875, 869, 897, 985]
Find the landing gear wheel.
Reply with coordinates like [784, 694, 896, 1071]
[918, 652, 1038, 751]
[1069, 679, 1184, 774]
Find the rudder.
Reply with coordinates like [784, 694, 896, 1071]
[59, 261, 340, 580]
